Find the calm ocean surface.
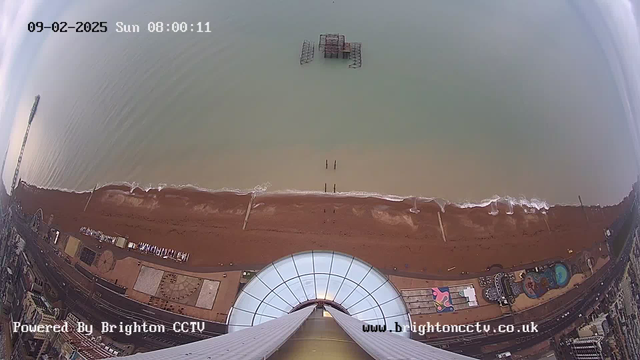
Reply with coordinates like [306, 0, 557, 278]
[4, 0, 638, 205]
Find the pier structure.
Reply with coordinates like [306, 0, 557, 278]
[319, 33, 348, 59]
[11, 95, 40, 195]
[299, 40, 315, 65]
[303, 33, 362, 68]
[348, 42, 362, 68]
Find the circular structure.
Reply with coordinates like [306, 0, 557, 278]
[159, 273, 202, 301]
[227, 251, 411, 337]
[554, 263, 570, 287]
[96, 250, 115, 274]
[522, 273, 545, 299]
[482, 286, 499, 302]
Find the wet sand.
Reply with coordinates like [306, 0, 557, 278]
[12, 182, 633, 274]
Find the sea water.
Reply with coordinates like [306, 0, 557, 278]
[2, 0, 638, 205]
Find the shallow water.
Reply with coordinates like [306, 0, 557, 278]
[3, 0, 638, 205]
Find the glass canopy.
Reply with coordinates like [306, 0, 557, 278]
[227, 251, 411, 337]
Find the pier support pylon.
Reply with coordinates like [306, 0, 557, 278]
[300, 40, 315, 65]
[349, 42, 362, 69]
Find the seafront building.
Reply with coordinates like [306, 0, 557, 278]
[44, 317, 118, 359]
[577, 313, 609, 338]
[558, 226, 640, 360]
[566, 336, 606, 360]
[19, 291, 56, 358]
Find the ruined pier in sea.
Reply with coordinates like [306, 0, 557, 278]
[300, 33, 362, 69]
[299, 40, 315, 65]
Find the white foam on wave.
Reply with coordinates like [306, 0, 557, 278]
[456, 195, 552, 213]
[104, 181, 253, 195]
[27, 181, 255, 196]
[266, 188, 411, 202]
[23, 184, 93, 195]
[22, 181, 567, 210]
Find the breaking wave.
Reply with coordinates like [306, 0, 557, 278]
[456, 195, 551, 211]
[22, 180, 560, 213]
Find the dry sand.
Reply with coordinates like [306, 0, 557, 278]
[12, 182, 633, 275]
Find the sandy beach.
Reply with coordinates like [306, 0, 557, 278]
[11, 182, 633, 275]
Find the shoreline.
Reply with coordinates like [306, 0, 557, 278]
[11, 181, 634, 275]
[14, 180, 559, 211]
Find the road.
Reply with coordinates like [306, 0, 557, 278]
[12, 217, 227, 352]
[9, 203, 638, 358]
[429, 213, 637, 359]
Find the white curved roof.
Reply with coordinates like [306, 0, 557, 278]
[227, 251, 411, 337]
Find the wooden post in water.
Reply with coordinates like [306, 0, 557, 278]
[83, 184, 98, 212]
[334, 160, 337, 170]
[578, 195, 588, 222]
[326, 160, 328, 169]
[324, 183, 327, 192]
[333, 184, 336, 193]
[410, 197, 420, 214]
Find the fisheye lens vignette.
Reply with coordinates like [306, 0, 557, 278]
[1, 1, 640, 359]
